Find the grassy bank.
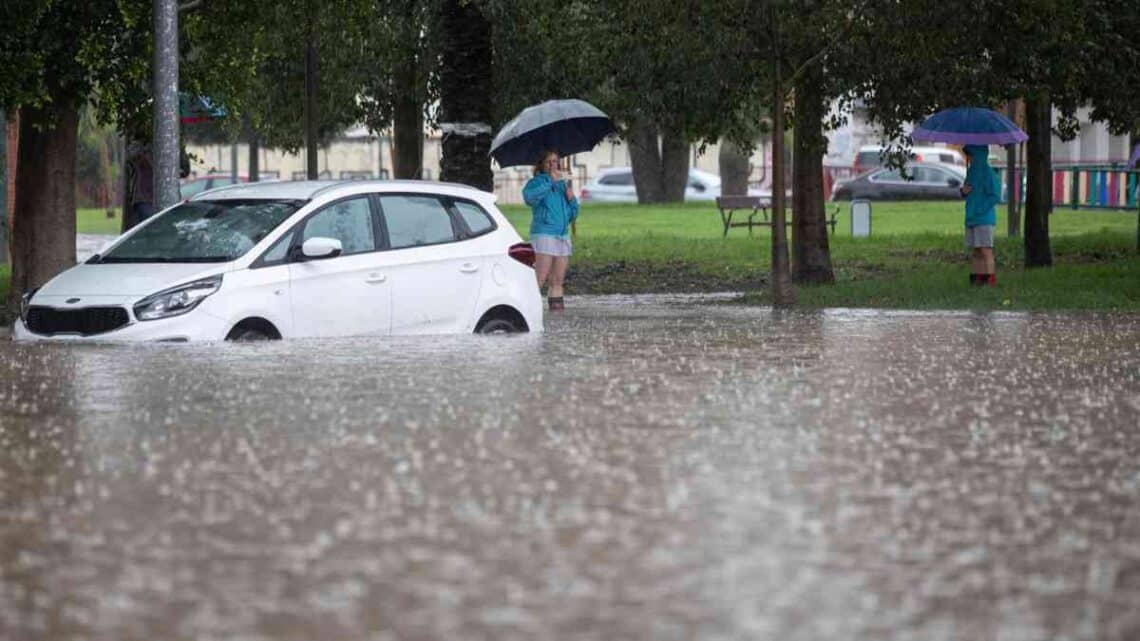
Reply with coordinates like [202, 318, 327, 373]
[79, 208, 122, 234]
[501, 201, 1140, 311]
[2, 202, 1138, 317]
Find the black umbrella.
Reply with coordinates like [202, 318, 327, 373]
[490, 99, 615, 167]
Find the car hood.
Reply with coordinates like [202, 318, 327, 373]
[37, 262, 231, 297]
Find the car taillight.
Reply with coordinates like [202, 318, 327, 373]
[509, 242, 536, 268]
[581, 187, 591, 201]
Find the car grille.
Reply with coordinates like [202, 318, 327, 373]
[25, 306, 130, 336]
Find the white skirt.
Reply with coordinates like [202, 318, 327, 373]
[531, 234, 573, 256]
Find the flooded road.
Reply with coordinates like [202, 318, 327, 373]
[2, 297, 1139, 640]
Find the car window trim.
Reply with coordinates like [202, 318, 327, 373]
[374, 192, 474, 252]
[250, 195, 379, 268]
[443, 196, 499, 240]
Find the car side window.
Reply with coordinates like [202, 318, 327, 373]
[453, 201, 495, 236]
[261, 232, 294, 264]
[600, 172, 633, 186]
[872, 167, 905, 182]
[301, 196, 376, 255]
[379, 195, 457, 249]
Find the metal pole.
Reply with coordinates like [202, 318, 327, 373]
[230, 143, 238, 182]
[1006, 102, 1018, 237]
[153, 0, 180, 209]
[0, 111, 8, 265]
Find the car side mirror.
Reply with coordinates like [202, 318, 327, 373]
[692, 183, 705, 192]
[947, 178, 961, 188]
[300, 237, 342, 260]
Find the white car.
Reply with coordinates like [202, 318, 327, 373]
[580, 167, 731, 203]
[16, 181, 543, 342]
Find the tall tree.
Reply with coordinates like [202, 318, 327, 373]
[438, 0, 493, 190]
[0, 0, 150, 305]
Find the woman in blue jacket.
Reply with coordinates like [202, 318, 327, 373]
[523, 150, 579, 311]
[960, 144, 1000, 286]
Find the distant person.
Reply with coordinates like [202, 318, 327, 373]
[960, 144, 1000, 286]
[523, 150, 579, 311]
[127, 142, 155, 224]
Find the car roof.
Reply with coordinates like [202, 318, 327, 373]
[190, 179, 496, 203]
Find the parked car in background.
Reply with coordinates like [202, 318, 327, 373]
[180, 174, 249, 199]
[581, 167, 740, 203]
[831, 162, 966, 201]
[17, 180, 541, 342]
[852, 145, 966, 176]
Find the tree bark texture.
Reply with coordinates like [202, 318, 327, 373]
[11, 103, 79, 304]
[1023, 92, 1053, 267]
[152, 0, 180, 210]
[304, 40, 320, 180]
[718, 139, 750, 196]
[628, 122, 664, 203]
[392, 43, 424, 179]
[791, 67, 834, 284]
[248, 132, 260, 182]
[770, 76, 794, 305]
[438, 0, 493, 191]
[628, 122, 687, 204]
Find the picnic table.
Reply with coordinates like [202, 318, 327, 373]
[715, 195, 840, 237]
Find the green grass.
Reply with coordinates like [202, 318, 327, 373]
[78, 208, 123, 234]
[2, 202, 1137, 317]
[502, 201, 1140, 311]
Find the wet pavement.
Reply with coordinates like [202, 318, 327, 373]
[2, 297, 1139, 640]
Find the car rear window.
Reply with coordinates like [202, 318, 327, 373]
[380, 195, 457, 249]
[855, 151, 882, 168]
[453, 201, 495, 236]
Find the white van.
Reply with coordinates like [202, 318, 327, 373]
[853, 145, 966, 175]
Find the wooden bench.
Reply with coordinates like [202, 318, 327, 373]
[715, 196, 841, 237]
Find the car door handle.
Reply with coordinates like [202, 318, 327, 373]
[459, 263, 479, 273]
[365, 272, 387, 284]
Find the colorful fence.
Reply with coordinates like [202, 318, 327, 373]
[998, 165, 1140, 210]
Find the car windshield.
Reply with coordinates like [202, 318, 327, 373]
[99, 199, 303, 263]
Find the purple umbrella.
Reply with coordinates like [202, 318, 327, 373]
[911, 107, 1028, 146]
[1129, 143, 1140, 168]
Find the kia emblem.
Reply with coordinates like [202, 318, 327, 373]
[66, 297, 81, 304]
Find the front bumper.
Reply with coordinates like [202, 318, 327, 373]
[13, 299, 230, 343]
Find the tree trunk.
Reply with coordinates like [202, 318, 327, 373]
[248, 131, 260, 182]
[11, 103, 79, 305]
[791, 66, 834, 284]
[304, 39, 319, 180]
[661, 127, 688, 202]
[769, 53, 794, 306]
[718, 138, 750, 196]
[628, 122, 687, 203]
[629, 122, 664, 203]
[438, 0, 493, 191]
[1023, 92, 1053, 267]
[392, 43, 423, 179]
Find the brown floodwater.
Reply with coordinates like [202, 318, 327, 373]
[2, 296, 1139, 640]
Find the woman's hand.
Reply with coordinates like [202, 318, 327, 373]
[961, 183, 973, 197]
[550, 166, 561, 182]
[564, 181, 574, 201]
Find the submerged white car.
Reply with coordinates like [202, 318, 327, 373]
[16, 181, 542, 342]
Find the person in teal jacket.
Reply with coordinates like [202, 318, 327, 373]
[960, 144, 1000, 286]
[523, 150, 579, 311]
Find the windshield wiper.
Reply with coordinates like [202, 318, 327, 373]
[98, 256, 173, 263]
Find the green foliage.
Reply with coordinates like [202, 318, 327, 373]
[0, 0, 150, 125]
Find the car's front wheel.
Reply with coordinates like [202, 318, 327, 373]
[228, 328, 271, 341]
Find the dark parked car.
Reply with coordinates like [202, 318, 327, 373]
[831, 162, 967, 201]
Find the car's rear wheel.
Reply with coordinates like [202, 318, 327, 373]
[476, 317, 523, 334]
[474, 306, 528, 335]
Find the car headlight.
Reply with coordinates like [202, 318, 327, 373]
[133, 275, 223, 321]
[20, 287, 39, 322]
